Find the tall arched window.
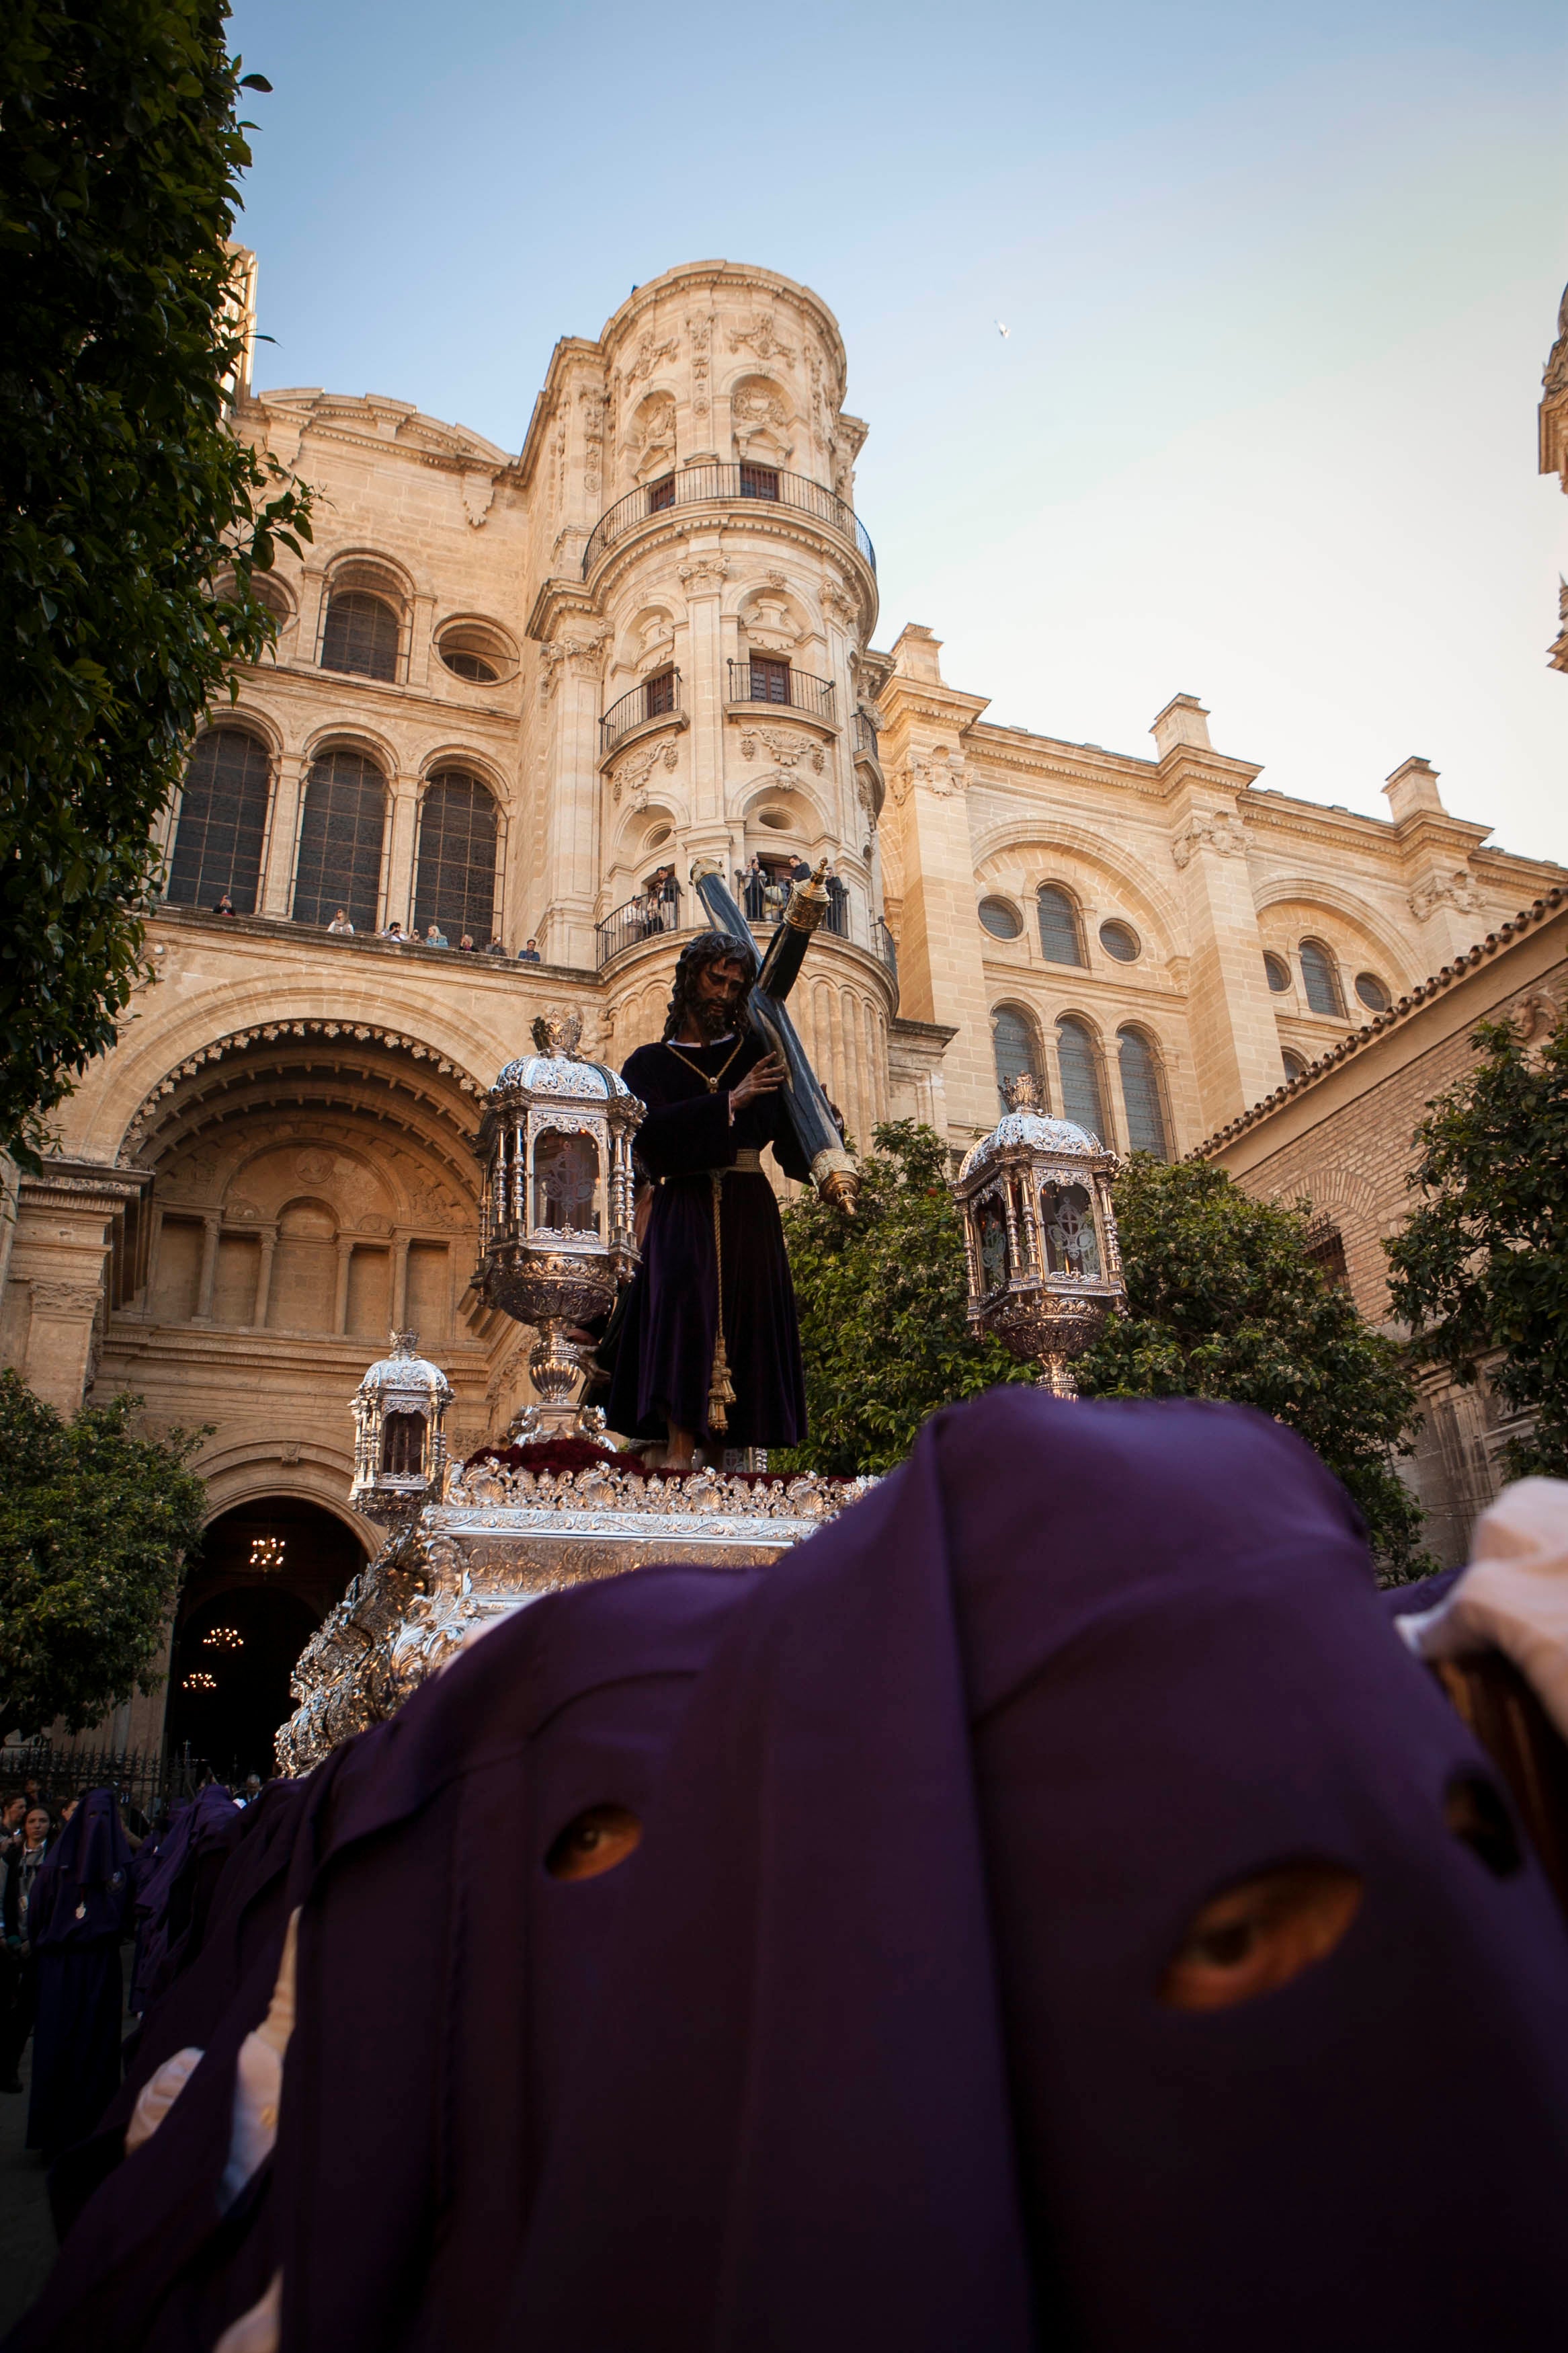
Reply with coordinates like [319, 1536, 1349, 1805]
[992, 1005, 1042, 1114]
[1036, 885, 1085, 967]
[1055, 1015, 1106, 1138]
[413, 770, 499, 943]
[1298, 939, 1344, 1018]
[319, 589, 401, 682]
[1118, 1027, 1168, 1157]
[166, 727, 271, 912]
[292, 748, 387, 930]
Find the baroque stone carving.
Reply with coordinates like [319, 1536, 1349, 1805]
[729, 314, 796, 366]
[459, 470, 495, 529]
[686, 312, 714, 418]
[731, 383, 790, 432]
[538, 630, 609, 700]
[737, 725, 824, 774]
[678, 554, 731, 593]
[622, 327, 679, 389]
[27, 1279, 104, 1318]
[578, 388, 606, 506]
[893, 752, 966, 803]
[1408, 867, 1481, 922]
[612, 736, 680, 805]
[1510, 988, 1563, 1044]
[1171, 811, 1247, 869]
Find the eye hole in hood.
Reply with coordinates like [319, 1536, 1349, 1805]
[1159, 1860, 1363, 2012]
[545, 1804, 643, 1882]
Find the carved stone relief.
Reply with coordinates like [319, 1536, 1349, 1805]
[622, 327, 679, 390]
[1171, 811, 1247, 868]
[737, 726, 825, 774]
[612, 737, 680, 805]
[686, 313, 714, 420]
[1409, 867, 1481, 921]
[729, 314, 797, 366]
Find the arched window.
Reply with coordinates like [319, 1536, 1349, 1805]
[292, 748, 387, 931]
[1282, 1049, 1307, 1082]
[320, 589, 401, 682]
[992, 1005, 1042, 1115]
[1263, 951, 1291, 993]
[1055, 1015, 1106, 1139]
[1036, 885, 1085, 967]
[167, 727, 271, 912]
[1118, 1027, 1168, 1157]
[1298, 939, 1344, 1018]
[413, 770, 499, 943]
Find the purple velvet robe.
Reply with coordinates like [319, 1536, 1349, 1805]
[606, 1033, 809, 1449]
[25, 1792, 134, 2163]
[501, 1390, 1568, 2351]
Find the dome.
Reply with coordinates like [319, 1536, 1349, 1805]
[355, 1330, 452, 1403]
[958, 1112, 1100, 1181]
[490, 1053, 631, 1101]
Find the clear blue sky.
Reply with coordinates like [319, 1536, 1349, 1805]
[229, 0, 1568, 863]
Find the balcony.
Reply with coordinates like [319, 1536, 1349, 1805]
[727, 662, 836, 724]
[601, 668, 682, 758]
[595, 881, 685, 968]
[583, 463, 876, 580]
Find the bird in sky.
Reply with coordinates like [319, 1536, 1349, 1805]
[995, 319, 1010, 339]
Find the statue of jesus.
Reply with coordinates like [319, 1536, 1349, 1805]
[603, 930, 809, 1469]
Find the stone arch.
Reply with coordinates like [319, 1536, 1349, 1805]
[1251, 875, 1418, 985]
[626, 389, 677, 483]
[727, 372, 796, 465]
[319, 544, 420, 607]
[971, 817, 1186, 962]
[298, 717, 403, 776]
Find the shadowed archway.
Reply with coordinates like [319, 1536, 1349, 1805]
[165, 1498, 367, 1779]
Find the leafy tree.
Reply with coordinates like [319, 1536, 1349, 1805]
[0, 1372, 207, 1735]
[0, 0, 312, 1164]
[782, 1127, 1428, 1578]
[776, 1120, 1032, 1476]
[1385, 1014, 1568, 1480]
[1074, 1156, 1429, 1578]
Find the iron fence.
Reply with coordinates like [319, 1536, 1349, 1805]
[853, 711, 880, 762]
[0, 1741, 208, 1819]
[595, 880, 685, 968]
[583, 463, 876, 577]
[726, 663, 836, 723]
[601, 670, 682, 757]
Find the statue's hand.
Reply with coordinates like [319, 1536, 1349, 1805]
[729, 1051, 786, 1111]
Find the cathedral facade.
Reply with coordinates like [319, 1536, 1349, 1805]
[3, 257, 1561, 1757]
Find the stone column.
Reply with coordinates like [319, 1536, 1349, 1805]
[253, 1225, 277, 1328]
[384, 779, 421, 932]
[1151, 699, 1280, 1132]
[392, 1235, 411, 1329]
[537, 631, 610, 967]
[678, 546, 731, 837]
[21, 1281, 104, 1414]
[194, 1213, 221, 1322]
[261, 752, 308, 918]
[333, 1237, 355, 1335]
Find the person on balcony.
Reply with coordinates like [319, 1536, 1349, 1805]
[604, 931, 806, 1470]
[423, 922, 448, 949]
[740, 856, 766, 921]
[517, 939, 542, 963]
[327, 908, 354, 936]
[212, 893, 237, 918]
[825, 863, 848, 935]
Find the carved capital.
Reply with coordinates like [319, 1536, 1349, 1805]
[1408, 867, 1481, 921]
[1171, 810, 1247, 869]
[28, 1279, 104, 1318]
[677, 555, 731, 594]
[538, 629, 609, 699]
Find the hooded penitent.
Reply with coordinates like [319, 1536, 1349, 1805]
[26, 1790, 134, 2162]
[7, 1562, 762, 2353]
[501, 1390, 1568, 2352]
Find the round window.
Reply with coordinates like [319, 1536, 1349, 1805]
[1099, 919, 1139, 963]
[1355, 971, 1390, 1012]
[758, 808, 792, 831]
[645, 825, 673, 849]
[1264, 951, 1291, 993]
[440, 646, 499, 683]
[979, 896, 1022, 939]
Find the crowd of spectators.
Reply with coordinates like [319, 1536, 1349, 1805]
[214, 896, 548, 963]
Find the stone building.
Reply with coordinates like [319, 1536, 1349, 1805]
[3, 256, 1562, 1757]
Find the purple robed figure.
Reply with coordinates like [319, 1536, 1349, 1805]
[605, 931, 808, 1455]
[26, 1791, 134, 2163]
[501, 1390, 1568, 2351]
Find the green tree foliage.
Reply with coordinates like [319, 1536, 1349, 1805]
[0, 0, 311, 1162]
[1385, 1014, 1568, 1480]
[1074, 1156, 1429, 1577]
[776, 1121, 1033, 1475]
[782, 1127, 1428, 1577]
[0, 1373, 207, 1736]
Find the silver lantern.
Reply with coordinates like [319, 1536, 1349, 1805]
[474, 1011, 644, 1436]
[349, 1329, 454, 1523]
[954, 1072, 1125, 1396]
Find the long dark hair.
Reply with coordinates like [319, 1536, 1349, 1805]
[662, 930, 759, 1041]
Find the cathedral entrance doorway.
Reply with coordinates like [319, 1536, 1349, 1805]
[165, 1497, 367, 1780]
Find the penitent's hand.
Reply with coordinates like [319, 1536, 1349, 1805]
[729, 1051, 786, 1112]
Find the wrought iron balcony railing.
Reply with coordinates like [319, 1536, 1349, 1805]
[853, 711, 880, 762]
[601, 668, 682, 756]
[726, 662, 836, 723]
[583, 463, 876, 579]
[595, 880, 685, 968]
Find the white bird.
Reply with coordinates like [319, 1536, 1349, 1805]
[995, 320, 1010, 339]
